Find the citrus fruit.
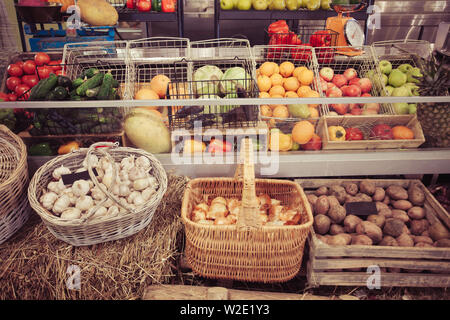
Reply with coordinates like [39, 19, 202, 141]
[269, 104, 284, 110]
[260, 105, 273, 117]
[257, 75, 272, 92]
[293, 66, 308, 79]
[150, 74, 171, 98]
[284, 91, 299, 98]
[297, 85, 312, 97]
[279, 61, 295, 78]
[259, 92, 271, 98]
[270, 94, 284, 99]
[309, 106, 319, 118]
[270, 73, 283, 87]
[392, 126, 414, 139]
[298, 69, 314, 86]
[292, 120, 315, 144]
[283, 76, 300, 92]
[304, 90, 320, 108]
[260, 61, 279, 77]
[269, 85, 285, 97]
[272, 105, 289, 119]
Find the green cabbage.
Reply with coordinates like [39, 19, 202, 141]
[193, 65, 223, 96]
[219, 67, 251, 95]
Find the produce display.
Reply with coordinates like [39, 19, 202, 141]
[220, 0, 332, 11]
[189, 194, 303, 226]
[127, 0, 177, 12]
[39, 154, 160, 221]
[77, 0, 119, 26]
[308, 180, 450, 248]
[326, 123, 415, 141]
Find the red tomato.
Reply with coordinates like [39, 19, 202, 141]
[23, 60, 37, 75]
[345, 127, 364, 141]
[301, 134, 322, 151]
[37, 65, 53, 79]
[7, 64, 23, 77]
[34, 52, 51, 66]
[370, 124, 393, 140]
[15, 84, 31, 100]
[6, 76, 22, 91]
[15, 61, 24, 69]
[0, 92, 9, 101]
[55, 69, 66, 76]
[49, 60, 62, 71]
[137, 0, 151, 11]
[7, 93, 17, 101]
[22, 74, 39, 88]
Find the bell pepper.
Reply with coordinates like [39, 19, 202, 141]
[29, 142, 53, 156]
[152, 0, 162, 12]
[268, 20, 289, 36]
[310, 30, 332, 47]
[288, 32, 303, 46]
[328, 126, 346, 141]
[58, 140, 81, 155]
[127, 0, 136, 9]
[162, 0, 176, 12]
[345, 127, 364, 141]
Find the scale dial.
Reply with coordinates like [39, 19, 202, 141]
[344, 18, 365, 47]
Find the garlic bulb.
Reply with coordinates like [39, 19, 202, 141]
[96, 168, 105, 180]
[127, 191, 140, 204]
[60, 208, 82, 220]
[48, 179, 66, 195]
[133, 194, 145, 206]
[128, 166, 146, 181]
[135, 156, 151, 171]
[133, 178, 149, 191]
[147, 176, 159, 189]
[107, 206, 119, 217]
[72, 180, 90, 197]
[119, 169, 129, 182]
[99, 157, 113, 172]
[119, 198, 130, 213]
[91, 186, 106, 201]
[119, 184, 131, 197]
[207, 203, 228, 220]
[75, 195, 94, 212]
[121, 156, 135, 171]
[52, 195, 71, 215]
[102, 170, 114, 189]
[102, 198, 115, 208]
[52, 166, 71, 180]
[82, 154, 99, 169]
[141, 187, 155, 201]
[111, 183, 120, 196]
[91, 206, 107, 220]
[40, 192, 58, 210]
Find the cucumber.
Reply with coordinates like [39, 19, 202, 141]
[112, 78, 119, 88]
[81, 68, 99, 79]
[97, 71, 113, 100]
[30, 74, 58, 100]
[76, 72, 104, 96]
[72, 77, 84, 88]
[57, 76, 72, 88]
[86, 86, 101, 98]
[29, 79, 45, 100]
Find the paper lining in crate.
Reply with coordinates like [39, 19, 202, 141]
[181, 139, 313, 283]
[317, 114, 425, 150]
[28, 142, 168, 246]
[0, 125, 31, 244]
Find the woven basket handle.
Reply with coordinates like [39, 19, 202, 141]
[235, 138, 261, 230]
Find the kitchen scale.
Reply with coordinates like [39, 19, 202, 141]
[325, 0, 367, 56]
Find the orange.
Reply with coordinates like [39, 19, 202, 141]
[260, 105, 273, 117]
[392, 126, 414, 139]
[292, 120, 315, 144]
[297, 85, 312, 97]
[283, 77, 300, 92]
[270, 73, 283, 87]
[304, 90, 320, 108]
[257, 75, 272, 92]
[309, 106, 319, 118]
[259, 61, 279, 77]
[284, 91, 299, 98]
[259, 92, 270, 98]
[279, 61, 295, 78]
[135, 88, 160, 110]
[297, 69, 314, 86]
[269, 104, 284, 110]
[272, 105, 289, 119]
[293, 66, 308, 79]
[150, 74, 171, 98]
[269, 85, 285, 97]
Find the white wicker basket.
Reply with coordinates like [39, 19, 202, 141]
[28, 142, 168, 246]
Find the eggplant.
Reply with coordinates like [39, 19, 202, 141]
[175, 105, 204, 118]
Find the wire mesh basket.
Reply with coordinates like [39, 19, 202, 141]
[190, 38, 254, 61]
[313, 45, 394, 115]
[266, 26, 339, 48]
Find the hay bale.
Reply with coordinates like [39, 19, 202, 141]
[0, 174, 189, 300]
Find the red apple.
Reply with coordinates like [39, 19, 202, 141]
[348, 103, 359, 109]
[301, 134, 322, 151]
[343, 68, 358, 81]
[318, 77, 328, 92]
[319, 67, 334, 82]
[332, 74, 347, 88]
[326, 86, 343, 98]
[350, 107, 363, 115]
[361, 93, 372, 97]
[364, 102, 380, 113]
[341, 85, 350, 96]
[348, 77, 360, 86]
[358, 78, 372, 93]
[345, 84, 362, 97]
[331, 103, 348, 115]
[370, 124, 393, 140]
[327, 82, 336, 90]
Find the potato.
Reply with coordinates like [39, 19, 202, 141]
[327, 195, 340, 208]
[408, 184, 425, 206]
[367, 214, 386, 229]
[315, 186, 328, 196]
[354, 193, 373, 202]
[359, 180, 376, 196]
[382, 195, 390, 205]
[378, 208, 393, 218]
[329, 224, 345, 235]
[386, 185, 408, 200]
[412, 235, 433, 245]
[342, 182, 358, 196]
[379, 235, 398, 246]
[314, 214, 331, 235]
[316, 234, 329, 244]
[372, 187, 386, 202]
[407, 206, 426, 220]
[343, 215, 363, 233]
[396, 233, 414, 247]
[329, 185, 347, 204]
[356, 221, 383, 244]
[383, 218, 406, 237]
[415, 242, 433, 247]
[328, 205, 346, 224]
[428, 222, 450, 241]
[375, 202, 389, 212]
[410, 219, 430, 236]
[435, 239, 450, 247]
[306, 194, 318, 207]
[327, 234, 352, 246]
[345, 195, 358, 203]
[402, 225, 411, 235]
[351, 234, 373, 246]
[391, 209, 410, 223]
[421, 230, 430, 237]
[392, 200, 413, 211]
[315, 195, 330, 215]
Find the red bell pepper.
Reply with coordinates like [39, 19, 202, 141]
[288, 32, 302, 46]
[345, 127, 364, 141]
[126, 0, 136, 9]
[268, 20, 289, 36]
[310, 30, 333, 47]
[290, 45, 312, 62]
[162, 0, 176, 12]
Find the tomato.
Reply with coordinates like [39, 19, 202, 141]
[34, 52, 51, 66]
[55, 69, 66, 76]
[127, 0, 136, 8]
[15, 84, 31, 100]
[137, 0, 151, 11]
[37, 65, 53, 79]
[6, 76, 22, 91]
[15, 61, 24, 69]
[23, 60, 37, 75]
[345, 127, 364, 141]
[22, 74, 39, 88]
[370, 124, 393, 140]
[7, 64, 23, 77]
[300, 134, 322, 151]
[0, 92, 9, 101]
[49, 60, 62, 71]
[7, 93, 17, 101]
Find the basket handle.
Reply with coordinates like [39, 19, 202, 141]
[234, 138, 261, 230]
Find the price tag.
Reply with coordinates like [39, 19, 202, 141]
[61, 168, 97, 186]
[344, 202, 377, 216]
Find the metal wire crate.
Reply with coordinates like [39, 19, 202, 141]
[167, 57, 259, 130]
[265, 27, 339, 48]
[313, 45, 394, 115]
[190, 38, 254, 61]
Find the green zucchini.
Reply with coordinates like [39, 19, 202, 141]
[76, 72, 104, 96]
[97, 71, 113, 100]
[81, 68, 99, 79]
[86, 86, 101, 98]
[30, 74, 58, 100]
[72, 77, 84, 88]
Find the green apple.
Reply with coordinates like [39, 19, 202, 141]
[388, 69, 407, 87]
[252, 0, 269, 10]
[237, 0, 252, 10]
[320, 0, 331, 10]
[393, 102, 410, 115]
[286, 0, 298, 10]
[270, 0, 287, 10]
[408, 104, 417, 114]
[384, 85, 394, 96]
[398, 63, 414, 73]
[381, 73, 388, 86]
[306, 0, 320, 10]
[392, 86, 410, 97]
[288, 104, 311, 119]
[221, 0, 235, 10]
[379, 60, 392, 75]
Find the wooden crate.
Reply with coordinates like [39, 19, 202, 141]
[296, 178, 450, 288]
[317, 115, 425, 150]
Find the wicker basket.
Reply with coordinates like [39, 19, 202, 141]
[28, 142, 168, 246]
[181, 139, 313, 283]
[0, 125, 31, 244]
